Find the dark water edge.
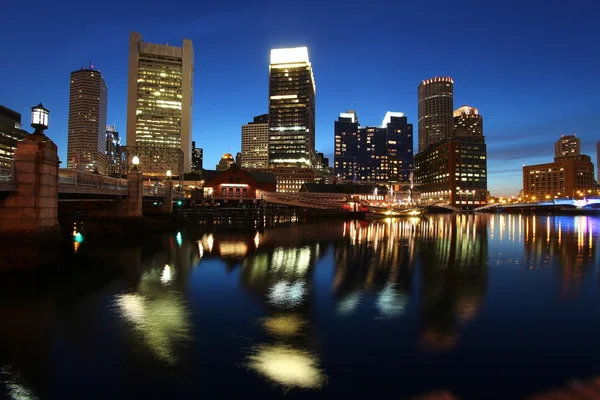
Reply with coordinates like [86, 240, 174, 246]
[0, 214, 599, 399]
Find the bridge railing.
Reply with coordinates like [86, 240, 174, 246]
[58, 169, 128, 191]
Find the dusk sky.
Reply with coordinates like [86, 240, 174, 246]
[1, 0, 598, 196]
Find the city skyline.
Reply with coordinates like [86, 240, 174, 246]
[1, 0, 598, 196]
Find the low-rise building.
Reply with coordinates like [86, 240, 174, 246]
[522, 154, 595, 199]
[202, 165, 276, 202]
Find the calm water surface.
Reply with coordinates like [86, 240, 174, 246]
[1, 214, 600, 399]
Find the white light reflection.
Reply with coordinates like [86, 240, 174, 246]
[336, 292, 361, 316]
[160, 265, 172, 285]
[271, 247, 311, 276]
[268, 281, 306, 309]
[197, 241, 204, 258]
[376, 283, 408, 319]
[254, 232, 260, 248]
[247, 345, 326, 389]
[0, 366, 38, 400]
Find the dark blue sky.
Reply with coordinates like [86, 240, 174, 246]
[1, 0, 598, 196]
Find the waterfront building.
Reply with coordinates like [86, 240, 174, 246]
[201, 165, 276, 201]
[414, 135, 488, 207]
[334, 111, 413, 183]
[597, 141, 600, 181]
[192, 141, 203, 171]
[555, 134, 580, 158]
[0, 105, 27, 175]
[418, 77, 454, 152]
[522, 154, 595, 199]
[67, 67, 108, 173]
[126, 31, 193, 174]
[241, 114, 269, 170]
[268, 47, 316, 168]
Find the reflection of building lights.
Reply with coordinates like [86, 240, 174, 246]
[161, 265, 172, 285]
[197, 241, 204, 258]
[262, 314, 305, 337]
[268, 281, 306, 309]
[254, 232, 260, 248]
[336, 292, 361, 316]
[206, 234, 214, 252]
[176, 232, 183, 247]
[219, 242, 248, 257]
[376, 284, 408, 318]
[271, 247, 311, 275]
[247, 344, 326, 389]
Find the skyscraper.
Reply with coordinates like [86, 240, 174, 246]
[453, 106, 483, 137]
[126, 32, 194, 175]
[241, 114, 269, 169]
[192, 141, 203, 171]
[334, 111, 413, 183]
[597, 141, 600, 181]
[268, 47, 316, 167]
[0, 105, 27, 175]
[106, 124, 120, 175]
[418, 77, 454, 152]
[67, 67, 108, 173]
[554, 134, 580, 158]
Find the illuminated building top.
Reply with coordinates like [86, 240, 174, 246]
[421, 76, 454, 86]
[453, 105, 479, 117]
[270, 47, 310, 65]
[381, 111, 405, 127]
[339, 110, 359, 124]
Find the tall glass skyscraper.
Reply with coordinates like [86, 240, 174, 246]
[126, 32, 194, 175]
[67, 67, 108, 173]
[268, 47, 316, 167]
[418, 77, 454, 152]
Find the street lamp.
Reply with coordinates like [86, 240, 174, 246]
[131, 155, 140, 171]
[31, 103, 49, 137]
[166, 170, 172, 180]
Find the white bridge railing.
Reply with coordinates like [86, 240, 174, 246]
[58, 169, 128, 191]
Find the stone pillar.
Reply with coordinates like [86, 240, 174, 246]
[0, 134, 59, 234]
[161, 180, 174, 213]
[123, 169, 143, 217]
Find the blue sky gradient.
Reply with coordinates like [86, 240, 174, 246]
[1, 0, 598, 196]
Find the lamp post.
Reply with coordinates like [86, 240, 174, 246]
[30, 103, 50, 139]
[166, 170, 172, 180]
[131, 155, 140, 171]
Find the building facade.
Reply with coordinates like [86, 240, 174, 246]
[67, 67, 108, 173]
[597, 141, 600, 181]
[415, 136, 488, 207]
[334, 111, 413, 183]
[241, 114, 269, 169]
[554, 135, 580, 158]
[202, 165, 277, 201]
[192, 141, 203, 171]
[454, 105, 483, 137]
[106, 125, 120, 176]
[268, 47, 316, 167]
[418, 77, 454, 152]
[522, 154, 595, 199]
[0, 105, 27, 176]
[126, 32, 194, 174]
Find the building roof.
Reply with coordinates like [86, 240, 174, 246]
[248, 171, 277, 184]
[221, 153, 234, 160]
[301, 183, 389, 195]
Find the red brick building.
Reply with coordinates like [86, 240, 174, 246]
[522, 154, 595, 199]
[203, 165, 276, 201]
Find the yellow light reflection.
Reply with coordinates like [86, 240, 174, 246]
[262, 314, 305, 337]
[219, 242, 248, 257]
[247, 344, 326, 389]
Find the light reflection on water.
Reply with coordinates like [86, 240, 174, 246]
[0, 214, 599, 399]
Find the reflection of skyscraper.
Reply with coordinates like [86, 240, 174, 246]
[417, 214, 489, 352]
[333, 220, 416, 317]
[522, 215, 596, 297]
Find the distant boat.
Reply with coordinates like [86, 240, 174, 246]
[365, 206, 424, 219]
